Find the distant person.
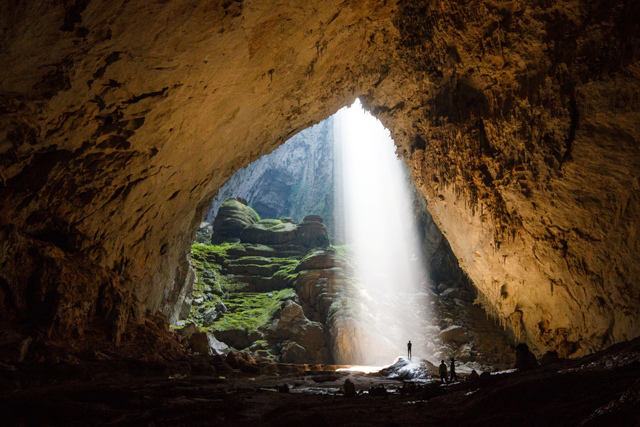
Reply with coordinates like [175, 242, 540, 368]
[407, 340, 412, 359]
[450, 357, 458, 382]
[439, 360, 448, 383]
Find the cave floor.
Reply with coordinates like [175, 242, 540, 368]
[1, 339, 640, 427]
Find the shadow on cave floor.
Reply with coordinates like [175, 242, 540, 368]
[1, 337, 639, 426]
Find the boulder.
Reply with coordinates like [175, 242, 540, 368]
[176, 323, 197, 340]
[214, 329, 252, 350]
[202, 308, 217, 326]
[295, 249, 340, 271]
[188, 332, 210, 354]
[343, 378, 356, 397]
[278, 384, 291, 393]
[272, 301, 329, 363]
[539, 350, 560, 365]
[296, 219, 329, 249]
[439, 325, 468, 343]
[207, 334, 230, 356]
[225, 351, 241, 369]
[187, 331, 229, 356]
[277, 300, 306, 326]
[240, 219, 297, 245]
[212, 198, 260, 243]
[215, 301, 227, 313]
[281, 341, 307, 363]
[378, 357, 432, 380]
[303, 215, 324, 223]
[515, 343, 539, 370]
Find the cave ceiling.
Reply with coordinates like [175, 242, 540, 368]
[0, 0, 639, 358]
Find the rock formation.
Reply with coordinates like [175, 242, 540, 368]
[0, 0, 638, 361]
[211, 198, 261, 243]
[187, 209, 334, 364]
[206, 118, 336, 237]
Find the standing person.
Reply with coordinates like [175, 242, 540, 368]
[450, 357, 458, 382]
[439, 360, 448, 384]
[407, 340, 412, 359]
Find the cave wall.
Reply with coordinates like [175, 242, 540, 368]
[0, 0, 638, 358]
[206, 117, 336, 237]
[363, 0, 640, 356]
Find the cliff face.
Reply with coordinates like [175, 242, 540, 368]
[206, 118, 336, 237]
[0, 0, 638, 360]
[371, 1, 640, 357]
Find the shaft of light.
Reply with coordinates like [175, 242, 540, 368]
[334, 100, 430, 365]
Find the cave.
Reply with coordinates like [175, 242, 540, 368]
[1, 0, 639, 425]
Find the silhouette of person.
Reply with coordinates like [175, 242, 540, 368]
[407, 340, 412, 359]
[439, 360, 448, 383]
[450, 357, 458, 382]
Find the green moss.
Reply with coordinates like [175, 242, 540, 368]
[191, 242, 239, 261]
[220, 198, 261, 223]
[252, 219, 296, 232]
[330, 244, 352, 260]
[188, 241, 303, 334]
[219, 281, 252, 293]
[190, 242, 240, 295]
[273, 261, 300, 285]
[206, 288, 295, 333]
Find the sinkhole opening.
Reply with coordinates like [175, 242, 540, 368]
[175, 100, 515, 374]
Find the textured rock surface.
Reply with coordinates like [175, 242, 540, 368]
[239, 217, 330, 249]
[0, 0, 638, 359]
[212, 198, 260, 243]
[187, 225, 332, 363]
[270, 301, 330, 364]
[206, 118, 336, 236]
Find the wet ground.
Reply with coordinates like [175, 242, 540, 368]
[1, 338, 640, 426]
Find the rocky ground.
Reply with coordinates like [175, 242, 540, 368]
[1, 337, 639, 426]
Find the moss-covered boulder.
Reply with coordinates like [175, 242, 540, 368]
[240, 219, 298, 245]
[297, 216, 330, 249]
[212, 198, 260, 243]
[296, 248, 345, 271]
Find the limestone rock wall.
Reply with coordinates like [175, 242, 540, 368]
[206, 117, 336, 237]
[362, 0, 640, 357]
[0, 0, 638, 358]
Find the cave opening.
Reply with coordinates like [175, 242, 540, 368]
[2, 0, 640, 424]
[176, 99, 514, 374]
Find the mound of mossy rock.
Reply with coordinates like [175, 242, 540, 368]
[185, 202, 339, 364]
[212, 198, 261, 243]
[212, 198, 330, 250]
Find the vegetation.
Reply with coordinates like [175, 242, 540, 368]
[330, 244, 352, 259]
[187, 241, 302, 338]
[190, 242, 239, 295]
[207, 288, 296, 332]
